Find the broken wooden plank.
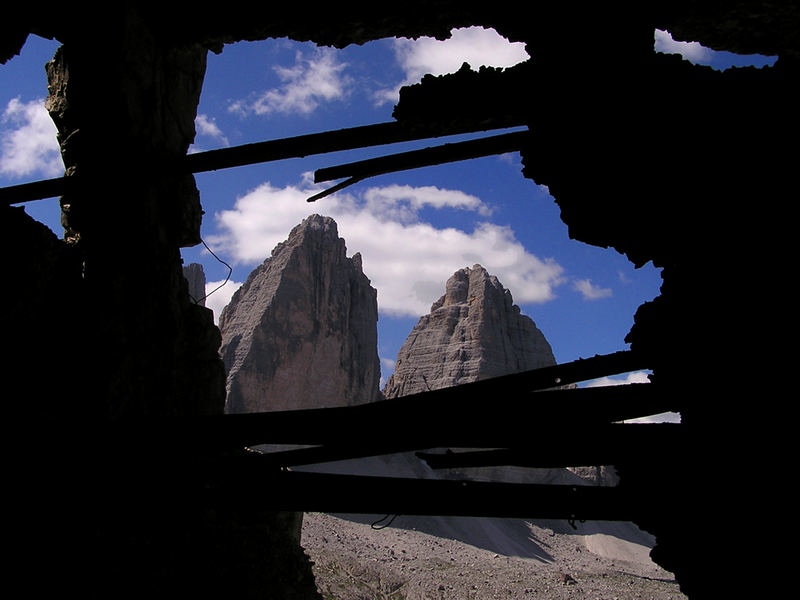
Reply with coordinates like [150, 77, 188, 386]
[71, 352, 666, 455]
[1, 117, 527, 205]
[29, 352, 664, 459]
[234, 387, 670, 451]
[305, 176, 363, 202]
[313, 130, 531, 183]
[0, 176, 72, 206]
[38, 384, 674, 462]
[185, 118, 526, 174]
[415, 423, 684, 470]
[202, 466, 640, 521]
[246, 422, 683, 469]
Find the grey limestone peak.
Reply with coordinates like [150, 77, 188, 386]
[383, 264, 555, 398]
[218, 214, 381, 413]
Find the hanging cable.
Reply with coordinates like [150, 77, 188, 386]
[189, 237, 233, 305]
[371, 514, 400, 530]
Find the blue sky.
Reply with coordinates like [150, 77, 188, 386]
[1, 28, 776, 402]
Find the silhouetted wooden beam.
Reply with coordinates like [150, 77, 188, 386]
[186, 385, 669, 452]
[445, 349, 651, 395]
[230, 350, 654, 449]
[0, 176, 73, 206]
[305, 175, 363, 203]
[1, 118, 525, 205]
[250, 423, 683, 469]
[46, 384, 674, 463]
[313, 130, 531, 184]
[133, 372, 671, 456]
[415, 423, 685, 470]
[252, 442, 408, 468]
[194, 353, 662, 450]
[185, 118, 525, 174]
[33, 352, 664, 455]
[203, 467, 640, 521]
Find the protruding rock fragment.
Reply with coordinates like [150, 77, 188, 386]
[183, 262, 206, 306]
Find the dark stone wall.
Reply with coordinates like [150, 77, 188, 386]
[5, 6, 318, 599]
[42, 8, 220, 417]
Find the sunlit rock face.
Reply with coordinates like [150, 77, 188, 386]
[219, 214, 381, 413]
[383, 264, 555, 398]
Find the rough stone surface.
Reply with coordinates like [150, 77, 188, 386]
[3, 205, 79, 417]
[41, 11, 224, 417]
[12, 10, 312, 599]
[569, 465, 621, 487]
[220, 214, 381, 413]
[383, 264, 555, 398]
[183, 262, 206, 306]
[302, 512, 684, 600]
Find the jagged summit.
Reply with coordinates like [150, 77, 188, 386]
[383, 264, 555, 398]
[218, 214, 381, 413]
[183, 262, 206, 306]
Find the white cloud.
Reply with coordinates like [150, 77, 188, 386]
[379, 357, 397, 388]
[362, 184, 492, 223]
[210, 173, 565, 318]
[581, 371, 681, 423]
[654, 29, 713, 64]
[625, 412, 682, 424]
[375, 26, 530, 105]
[582, 371, 680, 423]
[229, 47, 351, 116]
[573, 278, 612, 300]
[584, 371, 651, 387]
[0, 97, 63, 178]
[195, 113, 229, 146]
[204, 278, 243, 324]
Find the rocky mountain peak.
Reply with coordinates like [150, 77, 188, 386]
[218, 214, 381, 413]
[383, 264, 555, 398]
[183, 262, 206, 306]
[433, 264, 510, 309]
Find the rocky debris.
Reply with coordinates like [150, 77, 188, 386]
[301, 512, 685, 600]
[299, 451, 657, 568]
[219, 215, 381, 413]
[383, 264, 555, 398]
[569, 465, 621, 487]
[183, 262, 206, 306]
[558, 572, 577, 585]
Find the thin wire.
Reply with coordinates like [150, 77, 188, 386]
[371, 514, 400, 530]
[190, 237, 232, 305]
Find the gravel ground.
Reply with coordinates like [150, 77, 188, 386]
[301, 513, 686, 600]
